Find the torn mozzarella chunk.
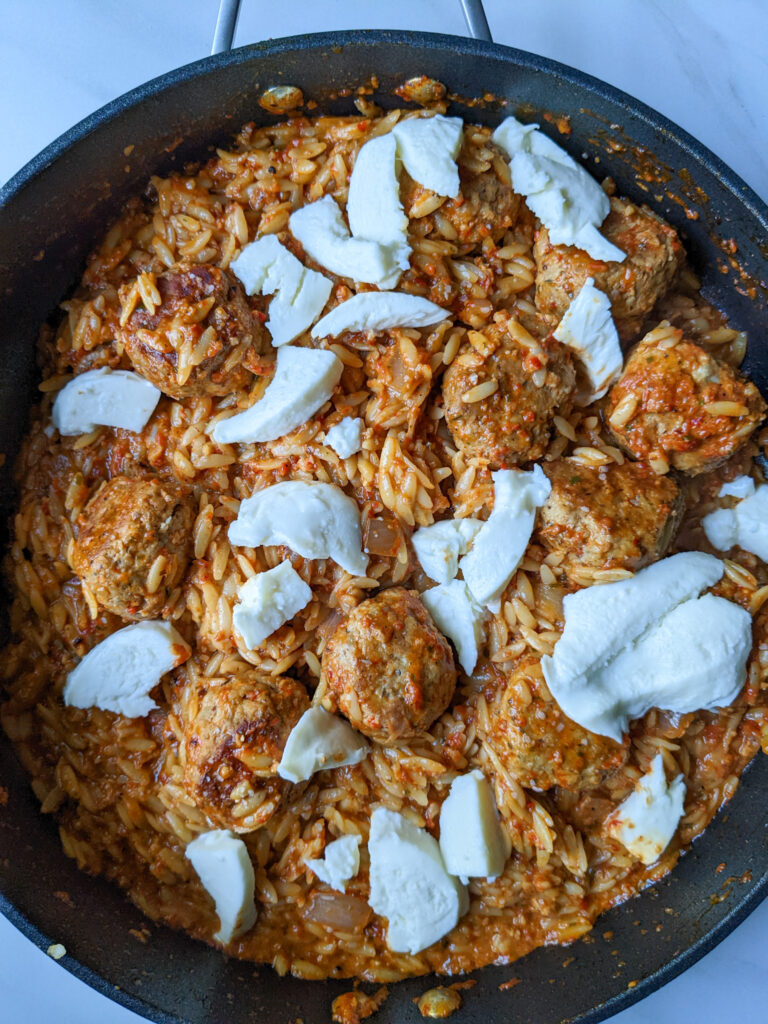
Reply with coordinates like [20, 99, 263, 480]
[52, 368, 161, 436]
[411, 518, 483, 584]
[719, 475, 756, 499]
[228, 480, 368, 576]
[311, 292, 448, 339]
[212, 345, 342, 445]
[460, 466, 551, 612]
[347, 133, 409, 249]
[304, 834, 361, 893]
[230, 234, 332, 347]
[606, 756, 686, 865]
[421, 580, 484, 675]
[290, 195, 408, 289]
[232, 561, 312, 650]
[63, 621, 190, 718]
[186, 830, 257, 944]
[324, 416, 363, 459]
[368, 808, 468, 955]
[392, 114, 463, 198]
[541, 551, 723, 699]
[278, 706, 370, 783]
[492, 116, 625, 263]
[439, 770, 510, 882]
[703, 481, 768, 562]
[554, 277, 622, 402]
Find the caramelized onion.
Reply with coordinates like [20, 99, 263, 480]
[364, 516, 401, 558]
[302, 891, 372, 932]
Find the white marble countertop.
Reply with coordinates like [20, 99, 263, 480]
[1, 1, 767, 1022]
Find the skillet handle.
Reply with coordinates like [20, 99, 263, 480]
[211, 0, 493, 53]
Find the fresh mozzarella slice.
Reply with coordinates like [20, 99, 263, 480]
[719, 475, 756, 499]
[212, 345, 342, 445]
[324, 417, 363, 459]
[393, 115, 463, 198]
[421, 580, 484, 675]
[290, 195, 408, 289]
[492, 116, 625, 263]
[439, 770, 510, 882]
[459, 466, 551, 612]
[63, 621, 190, 718]
[368, 807, 468, 955]
[304, 834, 361, 893]
[311, 292, 448, 339]
[411, 518, 483, 584]
[541, 551, 723, 700]
[232, 561, 312, 650]
[52, 368, 161, 436]
[230, 234, 332, 347]
[186, 830, 257, 944]
[554, 277, 623, 402]
[228, 480, 368, 577]
[606, 755, 686, 865]
[277, 706, 370, 783]
[347, 133, 409, 248]
[703, 481, 768, 562]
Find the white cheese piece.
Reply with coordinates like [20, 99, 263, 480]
[553, 277, 623, 402]
[541, 551, 723, 701]
[63, 621, 190, 718]
[311, 291, 448, 339]
[459, 466, 551, 612]
[368, 807, 468, 955]
[606, 755, 686, 865]
[186, 830, 257, 944]
[324, 417, 363, 459]
[232, 561, 312, 650]
[411, 518, 483, 584]
[278, 706, 370, 783]
[392, 114, 464, 198]
[212, 345, 343, 445]
[347, 133, 409, 250]
[304, 834, 361, 893]
[230, 234, 332, 347]
[439, 770, 510, 882]
[228, 480, 368, 576]
[290, 195, 407, 289]
[492, 116, 625, 263]
[703, 482, 768, 562]
[719, 475, 756, 499]
[52, 368, 161, 436]
[421, 580, 485, 675]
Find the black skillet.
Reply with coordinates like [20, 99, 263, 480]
[1, 10, 768, 1024]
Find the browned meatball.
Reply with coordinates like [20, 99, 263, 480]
[487, 655, 628, 791]
[71, 475, 194, 619]
[606, 328, 766, 474]
[321, 587, 456, 744]
[537, 459, 683, 583]
[180, 667, 309, 832]
[118, 264, 266, 399]
[442, 311, 576, 468]
[533, 196, 684, 339]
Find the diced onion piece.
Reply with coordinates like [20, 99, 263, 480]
[186, 830, 257, 944]
[52, 368, 161, 436]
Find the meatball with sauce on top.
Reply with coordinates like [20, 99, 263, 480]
[606, 327, 766, 474]
[179, 667, 309, 832]
[533, 196, 684, 340]
[321, 587, 456, 744]
[71, 475, 194, 620]
[118, 263, 267, 399]
[537, 459, 683, 584]
[442, 310, 576, 468]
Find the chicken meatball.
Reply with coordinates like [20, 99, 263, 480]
[321, 587, 456, 744]
[606, 328, 766, 474]
[487, 655, 628, 791]
[537, 459, 683, 583]
[118, 264, 266, 399]
[71, 475, 194, 619]
[533, 196, 684, 339]
[442, 311, 576, 468]
[180, 668, 309, 832]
